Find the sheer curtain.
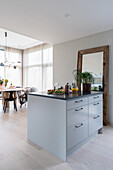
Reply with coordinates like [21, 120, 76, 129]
[23, 44, 53, 92]
[0, 48, 22, 86]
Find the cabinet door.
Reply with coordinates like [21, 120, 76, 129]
[67, 97, 88, 110]
[89, 101, 102, 118]
[67, 120, 88, 150]
[89, 114, 103, 135]
[89, 94, 103, 104]
[67, 105, 88, 128]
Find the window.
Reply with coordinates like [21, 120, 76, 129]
[0, 49, 22, 86]
[43, 47, 53, 91]
[23, 44, 53, 92]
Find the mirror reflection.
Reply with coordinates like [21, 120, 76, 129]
[82, 52, 103, 91]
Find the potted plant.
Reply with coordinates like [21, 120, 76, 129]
[0, 79, 4, 86]
[0, 79, 4, 88]
[73, 70, 94, 92]
[5, 79, 8, 87]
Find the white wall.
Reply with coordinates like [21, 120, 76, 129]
[53, 29, 113, 123]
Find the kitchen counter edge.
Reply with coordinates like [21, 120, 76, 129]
[28, 91, 103, 100]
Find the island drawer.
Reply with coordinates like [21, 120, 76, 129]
[89, 101, 102, 118]
[89, 114, 102, 135]
[67, 105, 88, 127]
[89, 94, 103, 104]
[67, 97, 88, 110]
[67, 119, 88, 150]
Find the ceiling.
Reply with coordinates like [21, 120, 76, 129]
[0, 28, 44, 50]
[0, 0, 113, 45]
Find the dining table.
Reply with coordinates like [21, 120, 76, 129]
[0, 88, 24, 108]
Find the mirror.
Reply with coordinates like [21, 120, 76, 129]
[82, 52, 103, 91]
[77, 46, 109, 125]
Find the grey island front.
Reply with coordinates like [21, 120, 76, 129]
[27, 92, 103, 161]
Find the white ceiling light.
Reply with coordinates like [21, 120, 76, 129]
[0, 32, 22, 70]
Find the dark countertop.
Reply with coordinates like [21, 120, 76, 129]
[28, 91, 103, 100]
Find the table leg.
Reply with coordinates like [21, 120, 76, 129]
[2, 92, 9, 108]
[14, 92, 17, 106]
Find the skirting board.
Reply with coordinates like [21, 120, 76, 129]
[108, 122, 113, 126]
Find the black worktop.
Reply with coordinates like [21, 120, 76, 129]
[28, 91, 103, 100]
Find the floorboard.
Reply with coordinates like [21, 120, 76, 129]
[0, 100, 113, 170]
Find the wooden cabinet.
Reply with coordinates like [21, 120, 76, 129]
[28, 92, 103, 161]
[67, 94, 103, 152]
[89, 101, 102, 118]
[89, 115, 102, 135]
[67, 105, 88, 127]
[89, 96, 103, 135]
[89, 94, 102, 104]
[67, 97, 88, 110]
[67, 119, 88, 150]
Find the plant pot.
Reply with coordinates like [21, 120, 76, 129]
[83, 83, 91, 93]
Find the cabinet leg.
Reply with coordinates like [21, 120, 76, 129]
[98, 128, 103, 134]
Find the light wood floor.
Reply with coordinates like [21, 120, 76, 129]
[0, 100, 113, 170]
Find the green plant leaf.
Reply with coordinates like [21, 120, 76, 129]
[72, 70, 94, 84]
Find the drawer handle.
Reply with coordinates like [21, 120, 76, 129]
[75, 100, 83, 103]
[75, 123, 83, 128]
[75, 108, 83, 111]
[93, 115, 100, 119]
[93, 103, 99, 106]
[93, 96, 99, 99]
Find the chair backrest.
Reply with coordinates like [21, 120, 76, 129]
[2, 92, 5, 101]
[31, 87, 38, 92]
[24, 87, 32, 93]
[2, 91, 10, 101]
[17, 91, 22, 97]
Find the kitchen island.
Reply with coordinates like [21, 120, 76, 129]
[27, 91, 103, 161]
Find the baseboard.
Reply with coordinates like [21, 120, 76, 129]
[107, 122, 113, 126]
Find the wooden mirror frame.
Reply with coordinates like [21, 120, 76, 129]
[77, 45, 109, 125]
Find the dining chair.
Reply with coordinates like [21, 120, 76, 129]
[2, 91, 17, 113]
[17, 91, 27, 108]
